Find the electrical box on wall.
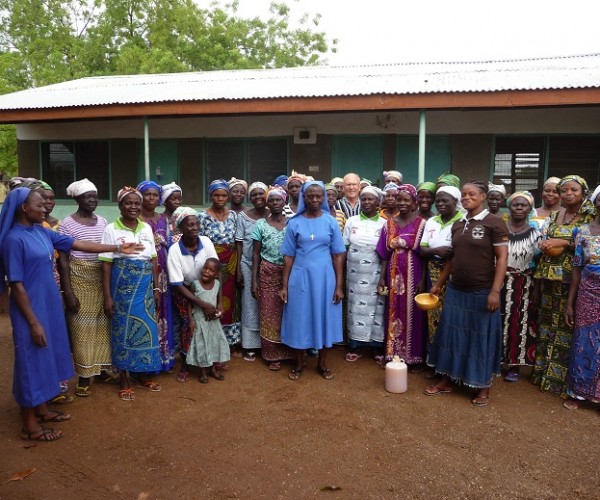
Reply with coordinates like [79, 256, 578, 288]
[293, 127, 317, 144]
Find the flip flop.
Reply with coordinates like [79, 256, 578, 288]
[472, 395, 490, 407]
[76, 385, 92, 397]
[317, 366, 334, 380]
[118, 388, 135, 401]
[504, 371, 520, 383]
[288, 369, 303, 381]
[345, 352, 363, 362]
[136, 381, 162, 392]
[48, 393, 75, 405]
[176, 371, 189, 383]
[424, 385, 453, 396]
[243, 352, 256, 362]
[21, 427, 63, 442]
[210, 371, 225, 381]
[37, 410, 72, 423]
[268, 362, 281, 371]
[563, 399, 580, 410]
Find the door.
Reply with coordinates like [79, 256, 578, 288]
[137, 140, 179, 183]
[332, 136, 384, 185]
[396, 136, 451, 185]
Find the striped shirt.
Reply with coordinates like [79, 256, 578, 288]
[58, 215, 108, 261]
[335, 197, 361, 219]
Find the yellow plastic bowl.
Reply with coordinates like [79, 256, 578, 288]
[415, 293, 439, 311]
[542, 246, 564, 257]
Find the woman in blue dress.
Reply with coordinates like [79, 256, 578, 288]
[279, 181, 346, 380]
[0, 187, 140, 441]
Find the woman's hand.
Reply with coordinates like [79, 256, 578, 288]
[333, 286, 344, 304]
[64, 291, 80, 314]
[430, 284, 441, 296]
[435, 246, 454, 259]
[539, 238, 568, 251]
[565, 305, 575, 328]
[120, 242, 145, 254]
[104, 296, 114, 318]
[251, 281, 258, 299]
[487, 290, 500, 312]
[154, 289, 161, 306]
[30, 321, 48, 347]
[236, 269, 244, 288]
[279, 288, 288, 304]
[190, 319, 196, 333]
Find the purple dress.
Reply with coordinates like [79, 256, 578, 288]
[376, 216, 426, 363]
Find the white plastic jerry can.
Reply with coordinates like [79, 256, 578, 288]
[385, 356, 408, 393]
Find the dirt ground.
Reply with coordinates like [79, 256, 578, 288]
[0, 312, 599, 500]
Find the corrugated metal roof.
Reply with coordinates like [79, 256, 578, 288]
[1, 53, 600, 110]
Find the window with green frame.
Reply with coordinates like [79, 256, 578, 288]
[41, 141, 110, 198]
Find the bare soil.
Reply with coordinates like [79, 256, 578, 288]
[0, 312, 599, 499]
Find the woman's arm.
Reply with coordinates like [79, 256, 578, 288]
[102, 261, 114, 318]
[235, 240, 244, 287]
[152, 257, 160, 303]
[431, 260, 452, 296]
[72, 240, 142, 254]
[173, 284, 217, 320]
[487, 245, 508, 312]
[332, 252, 345, 304]
[57, 250, 80, 313]
[279, 255, 294, 303]
[378, 259, 388, 291]
[10, 282, 46, 347]
[251, 240, 262, 299]
[565, 266, 582, 328]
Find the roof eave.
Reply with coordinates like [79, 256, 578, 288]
[2, 88, 600, 124]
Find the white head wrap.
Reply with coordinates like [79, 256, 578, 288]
[360, 185, 383, 201]
[436, 186, 463, 209]
[160, 182, 182, 205]
[248, 182, 268, 194]
[590, 185, 600, 205]
[487, 182, 507, 196]
[383, 182, 399, 192]
[66, 178, 97, 198]
[228, 177, 248, 191]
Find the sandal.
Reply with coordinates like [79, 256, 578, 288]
[424, 385, 453, 396]
[243, 352, 256, 362]
[288, 368, 303, 381]
[136, 381, 162, 392]
[214, 362, 230, 371]
[176, 371, 190, 383]
[345, 352, 362, 362]
[48, 393, 75, 405]
[199, 373, 209, 384]
[504, 371, 520, 383]
[563, 399, 580, 410]
[76, 385, 92, 397]
[21, 427, 63, 442]
[472, 395, 490, 407]
[118, 388, 135, 401]
[374, 355, 385, 366]
[209, 370, 225, 381]
[268, 362, 281, 371]
[37, 410, 71, 423]
[95, 372, 120, 384]
[317, 366, 334, 380]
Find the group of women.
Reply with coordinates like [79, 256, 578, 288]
[1, 170, 600, 441]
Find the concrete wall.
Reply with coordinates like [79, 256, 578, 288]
[450, 135, 494, 182]
[17, 141, 39, 178]
[179, 138, 204, 205]
[110, 139, 140, 200]
[289, 134, 333, 181]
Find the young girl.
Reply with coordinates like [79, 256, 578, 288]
[187, 258, 231, 383]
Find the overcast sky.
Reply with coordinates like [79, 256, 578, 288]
[200, 0, 600, 65]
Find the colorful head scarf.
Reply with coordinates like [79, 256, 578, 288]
[383, 170, 403, 183]
[324, 183, 337, 193]
[228, 177, 248, 191]
[330, 177, 344, 185]
[487, 182, 507, 197]
[383, 182, 399, 192]
[436, 172, 461, 188]
[558, 175, 589, 195]
[39, 181, 53, 192]
[273, 175, 288, 187]
[436, 185, 462, 209]
[360, 186, 383, 201]
[8, 177, 36, 190]
[208, 179, 230, 196]
[295, 180, 329, 216]
[117, 186, 143, 203]
[267, 186, 287, 200]
[287, 170, 309, 185]
[543, 176, 561, 187]
[507, 191, 535, 209]
[360, 178, 372, 187]
[248, 182, 268, 194]
[66, 178, 97, 198]
[397, 183, 418, 203]
[416, 181, 437, 194]
[0, 187, 32, 292]
[160, 182, 182, 205]
[136, 180, 162, 198]
[590, 185, 600, 205]
[172, 206, 199, 229]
